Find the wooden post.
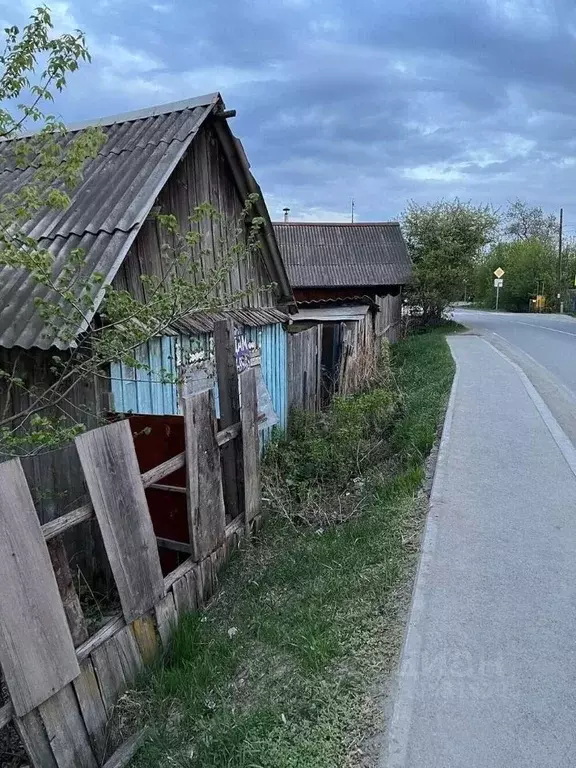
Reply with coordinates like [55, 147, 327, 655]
[47, 536, 88, 647]
[240, 366, 260, 533]
[214, 318, 243, 520]
[183, 389, 226, 560]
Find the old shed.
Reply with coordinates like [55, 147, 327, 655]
[0, 92, 293, 530]
[274, 221, 412, 406]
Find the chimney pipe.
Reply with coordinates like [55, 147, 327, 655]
[283, 207, 290, 222]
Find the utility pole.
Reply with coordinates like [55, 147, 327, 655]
[351, 198, 355, 223]
[558, 207, 564, 312]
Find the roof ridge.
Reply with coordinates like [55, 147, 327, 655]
[65, 93, 222, 132]
[4, 93, 222, 140]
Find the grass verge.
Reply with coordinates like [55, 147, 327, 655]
[122, 328, 456, 768]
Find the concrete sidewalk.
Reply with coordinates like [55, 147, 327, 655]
[383, 335, 576, 768]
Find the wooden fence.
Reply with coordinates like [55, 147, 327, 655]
[0, 320, 262, 768]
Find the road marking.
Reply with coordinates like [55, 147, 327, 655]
[517, 321, 576, 338]
[489, 331, 576, 417]
[483, 338, 576, 481]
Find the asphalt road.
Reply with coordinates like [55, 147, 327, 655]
[452, 309, 576, 397]
[383, 333, 576, 767]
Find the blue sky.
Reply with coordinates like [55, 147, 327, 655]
[5, 0, 576, 230]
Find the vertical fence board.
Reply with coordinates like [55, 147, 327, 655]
[90, 625, 142, 718]
[114, 625, 144, 682]
[90, 626, 141, 718]
[91, 638, 127, 715]
[154, 592, 178, 648]
[73, 658, 109, 763]
[38, 684, 98, 768]
[240, 367, 260, 527]
[75, 420, 165, 622]
[14, 709, 58, 768]
[132, 615, 159, 665]
[0, 459, 80, 716]
[172, 569, 198, 617]
[199, 557, 214, 603]
[214, 318, 243, 519]
[184, 390, 226, 559]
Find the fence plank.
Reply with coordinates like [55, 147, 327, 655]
[154, 592, 178, 648]
[102, 728, 148, 768]
[172, 569, 198, 617]
[76, 614, 124, 663]
[141, 452, 185, 488]
[115, 624, 144, 680]
[0, 458, 80, 716]
[91, 625, 142, 715]
[156, 536, 193, 554]
[73, 658, 109, 763]
[240, 367, 260, 528]
[14, 709, 58, 768]
[214, 318, 243, 519]
[91, 640, 127, 716]
[39, 683, 98, 768]
[42, 503, 94, 540]
[76, 420, 165, 622]
[132, 615, 159, 665]
[184, 390, 226, 560]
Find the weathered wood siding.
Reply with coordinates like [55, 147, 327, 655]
[375, 293, 403, 341]
[0, 348, 108, 520]
[338, 314, 377, 395]
[0, 348, 111, 583]
[287, 326, 321, 412]
[113, 120, 275, 307]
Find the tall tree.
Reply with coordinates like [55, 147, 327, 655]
[502, 200, 558, 244]
[402, 199, 498, 322]
[475, 239, 556, 312]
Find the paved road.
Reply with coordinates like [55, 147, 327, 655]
[452, 309, 576, 397]
[382, 331, 576, 767]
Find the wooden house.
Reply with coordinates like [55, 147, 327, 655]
[0, 93, 293, 526]
[273, 221, 412, 404]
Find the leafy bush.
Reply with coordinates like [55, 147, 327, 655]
[263, 382, 399, 525]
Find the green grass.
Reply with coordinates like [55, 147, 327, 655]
[123, 328, 456, 768]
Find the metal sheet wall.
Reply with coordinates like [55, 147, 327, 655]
[110, 323, 287, 443]
[244, 322, 288, 443]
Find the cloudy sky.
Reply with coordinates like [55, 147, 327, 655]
[4, 0, 576, 229]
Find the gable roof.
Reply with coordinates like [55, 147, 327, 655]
[273, 222, 412, 289]
[0, 93, 292, 349]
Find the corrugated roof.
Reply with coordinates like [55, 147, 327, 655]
[172, 307, 288, 334]
[273, 222, 412, 288]
[0, 94, 222, 349]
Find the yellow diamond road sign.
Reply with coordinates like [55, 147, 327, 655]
[494, 267, 505, 279]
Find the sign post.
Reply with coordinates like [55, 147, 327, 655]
[493, 267, 505, 310]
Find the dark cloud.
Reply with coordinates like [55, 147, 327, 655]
[5, 0, 576, 223]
